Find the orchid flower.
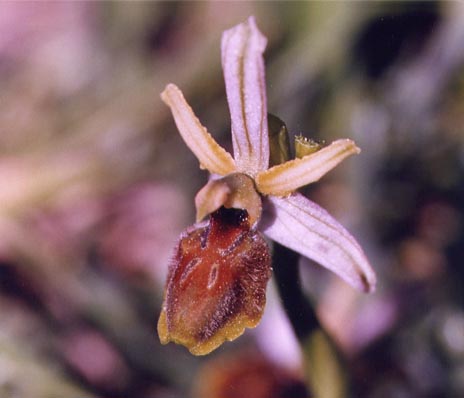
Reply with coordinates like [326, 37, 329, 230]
[158, 16, 376, 355]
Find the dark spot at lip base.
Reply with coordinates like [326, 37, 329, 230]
[213, 207, 249, 228]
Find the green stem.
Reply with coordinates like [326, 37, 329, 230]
[272, 242, 349, 398]
[268, 113, 350, 397]
[272, 243, 319, 339]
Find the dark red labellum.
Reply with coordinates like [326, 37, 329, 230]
[158, 207, 271, 355]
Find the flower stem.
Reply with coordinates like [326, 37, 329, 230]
[272, 242, 349, 398]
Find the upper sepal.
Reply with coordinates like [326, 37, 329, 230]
[221, 16, 269, 176]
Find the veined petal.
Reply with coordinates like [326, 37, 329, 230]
[221, 16, 269, 175]
[256, 139, 360, 196]
[161, 84, 236, 176]
[260, 193, 376, 293]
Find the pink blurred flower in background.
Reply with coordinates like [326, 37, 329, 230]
[99, 182, 189, 281]
[0, 1, 97, 94]
[60, 328, 129, 389]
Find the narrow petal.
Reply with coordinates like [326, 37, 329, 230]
[256, 139, 360, 196]
[221, 16, 269, 175]
[260, 193, 376, 293]
[161, 84, 236, 176]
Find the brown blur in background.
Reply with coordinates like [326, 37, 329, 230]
[1, 2, 464, 398]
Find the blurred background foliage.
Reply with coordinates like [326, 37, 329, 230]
[0, 1, 464, 397]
